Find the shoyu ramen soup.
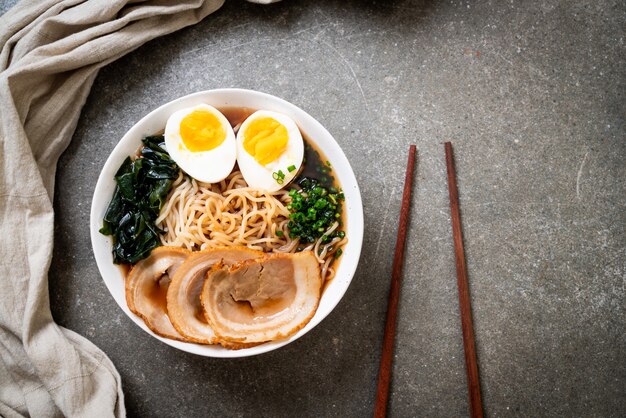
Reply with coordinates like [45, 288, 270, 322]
[100, 105, 347, 349]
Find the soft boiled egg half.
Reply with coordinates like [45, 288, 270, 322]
[164, 104, 236, 183]
[236, 110, 304, 192]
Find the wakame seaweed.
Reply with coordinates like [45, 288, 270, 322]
[100, 135, 179, 264]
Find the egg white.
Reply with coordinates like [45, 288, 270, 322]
[236, 110, 304, 192]
[164, 104, 236, 184]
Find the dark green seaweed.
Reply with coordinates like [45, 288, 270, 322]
[100, 135, 179, 264]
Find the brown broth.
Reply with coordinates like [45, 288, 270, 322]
[218, 106, 256, 129]
[145, 275, 171, 313]
[119, 263, 131, 278]
[295, 141, 341, 189]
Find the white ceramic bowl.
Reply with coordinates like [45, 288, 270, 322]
[90, 89, 363, 357]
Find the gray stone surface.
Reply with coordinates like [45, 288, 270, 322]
[3, 0, 625, 416]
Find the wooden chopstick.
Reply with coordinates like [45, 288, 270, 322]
[374, 144, 417, 418]
[444, 142, 484, 418]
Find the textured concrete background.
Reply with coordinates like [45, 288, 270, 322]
[2, 0, 624, 416]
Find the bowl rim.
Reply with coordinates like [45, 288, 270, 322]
[89, 88, 364, 357]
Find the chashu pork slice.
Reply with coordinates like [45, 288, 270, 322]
[166, 247, 264, 345]
[200, 251, 322, 344]
[126, 246, 191, 341]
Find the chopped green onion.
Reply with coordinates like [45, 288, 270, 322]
[276, 230, 284, 237]
[286, 176, 345, 246]
[287, 164, 296, 172]
[326, 160, 332, 167]
[273, 169, 286, 184]
[334, 248, 343, 258]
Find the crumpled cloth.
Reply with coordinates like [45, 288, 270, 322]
[0, 1, 226, 416]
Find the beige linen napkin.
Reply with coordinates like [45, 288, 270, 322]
[0, 1, 225, 416]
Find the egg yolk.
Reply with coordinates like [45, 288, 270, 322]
[243, 117, 288, 166]
[180, 110, 226, 152]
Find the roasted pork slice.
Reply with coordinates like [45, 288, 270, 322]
[126, 246, 190, 341]
[166, 247, 264, 344]
[201, 251, 322, 343]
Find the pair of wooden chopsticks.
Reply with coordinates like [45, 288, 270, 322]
[374, 143, 483, 418]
